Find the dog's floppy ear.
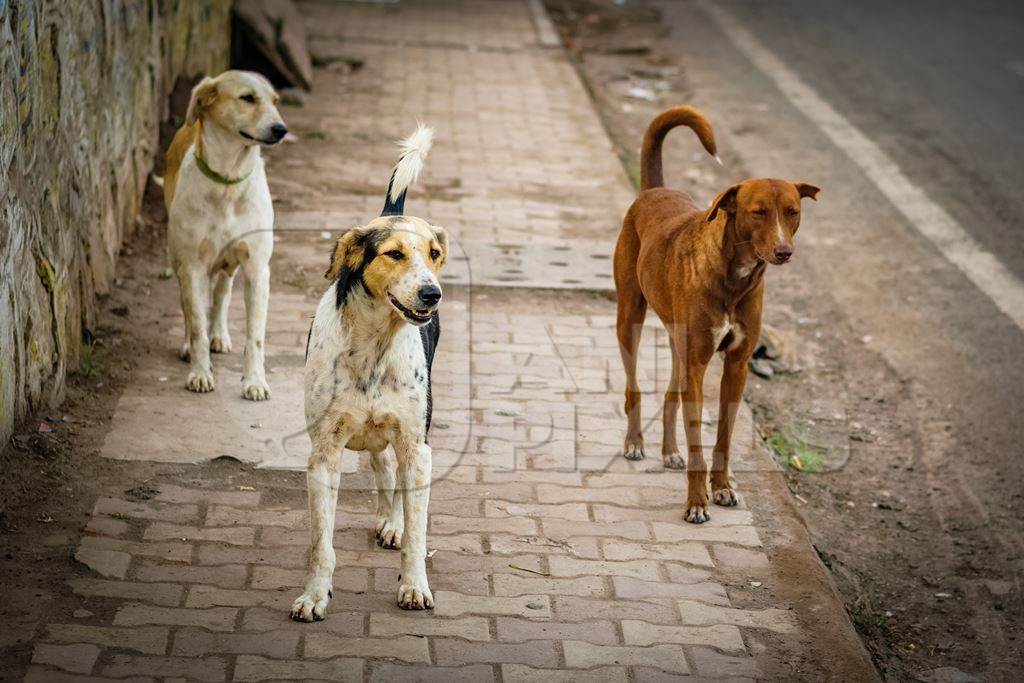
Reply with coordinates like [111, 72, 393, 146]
[325, 227, 368, 281]
[186, 77, 218, 125]
[795, 183, 820, 200]
[430, 225, 449, 268]
[707, 183, 742, 222]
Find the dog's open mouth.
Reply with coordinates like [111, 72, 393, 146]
[388, 294, 433, 324]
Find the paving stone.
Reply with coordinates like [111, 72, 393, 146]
[496, 616, 619, 645]
[434, 592, 552, 619]
[502, 664, 628, 682]
[370, 613, 490, 641]
[547, 556, 663, 581]
[243, 606, 365, 636]
[69, 578, 183, 607]
[154, 484, 261, 506]
[72, 546, 132, 579]
[46, 624, 169, 655]
[304, 633, 430, 663]
[79, 535, 192, 562]
[375, 566, 489, 596]
[431, 514, 539, 535]
[536, 484, 640, 505]
[562, 641, 690, 674]
[113, 604, 238, 631]
[678, 601, 797, 633]
[84, 516, 130, 538]
[134, 561, 247, 588]
[234, 654, 364, 681]
[24, 668, 153, 683]
[171, 627, 299, 658]
[613, 576, 728, 606]
[186, 586, 290, 609]
[601, 539, 714, 567]
[195, 544, 305, 567]
[554, 596, 678, 624]
[99, 654, 227, 682]
[651, 522, 761, 546]
[688, 646, 759, 678]
[542, 518, 652, 541]
[143, 522, 256, 545]
[95, 497, 199, 524]
[250, 565, 368, 592]
[488, 534, 601, 559]
[433, 638, 559, 667]
[205, 505, 305, 528]
[711, 544, 771, 571]
[484, 500, 590, 521]
[30, 643, 100, 675]
[429, 551, 543, 575]
[492, 573, 609, 598]
[621, 620, 745, 653]
[370, 663, 497, 682]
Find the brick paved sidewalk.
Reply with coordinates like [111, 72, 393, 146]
[21, 1, 875, 680]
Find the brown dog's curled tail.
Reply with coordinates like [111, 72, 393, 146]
[640, 106, 718, 191]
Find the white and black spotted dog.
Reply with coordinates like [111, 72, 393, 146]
[291, 124, 447, 619]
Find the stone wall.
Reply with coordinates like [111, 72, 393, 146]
[0, 0, 231, 444]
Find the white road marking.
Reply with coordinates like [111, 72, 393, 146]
[698, 0, 1024, 333]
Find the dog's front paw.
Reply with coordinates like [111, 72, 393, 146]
[290, 578, 332, 622]
[397, 579, 434, 610]
[712, 488, 739, 507]
[186, 369, 215, 393]
[663, 452, 685, 470]
[375, 517, 404, 550]
[684, 503, 710, 524]
[210, 333, 232, 354]
[623, 443, 646, 461]
[242, 377, 270, 401]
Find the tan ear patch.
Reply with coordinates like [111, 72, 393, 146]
[325, 228, 366, 281]
[186, 77, 219, 125]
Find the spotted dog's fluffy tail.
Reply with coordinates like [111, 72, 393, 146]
[381, 123, 434, 216]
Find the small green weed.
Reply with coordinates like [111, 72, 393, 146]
[766, 427, 825, 473]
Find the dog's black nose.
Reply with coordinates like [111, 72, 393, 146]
[269, 123, 288, 141]
[418, 284, 442, 307]
[773, 244, 793, 262]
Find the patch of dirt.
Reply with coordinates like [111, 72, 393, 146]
[546, 1, 1020, 681]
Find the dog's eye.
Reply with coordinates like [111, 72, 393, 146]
[385, 250, 404, 261]
[240, 94, 256, 104]
[785, 208, 799, 216]
[430, 248, 441, 261]
[752, 209, 767, 218]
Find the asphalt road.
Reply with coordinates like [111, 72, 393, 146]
[649, 0, 1024, 678]
[716, 0, 1024, 279]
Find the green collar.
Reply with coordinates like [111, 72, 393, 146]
[195, 154, 251, 185]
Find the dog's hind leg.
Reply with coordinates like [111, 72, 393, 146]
[241, 261, 271, 400]
[291, 430, 346, 622]
[370, 448, 404, 549]
[209, 270, 234, 353]
[180, 266, 215, 392]
[662, 335, 685, 470]
[615, 219, 648, 461]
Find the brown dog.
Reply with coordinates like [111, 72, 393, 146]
[614, 106, 818, 523]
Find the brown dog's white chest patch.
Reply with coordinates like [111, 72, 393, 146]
[713, 318, 745, 353]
